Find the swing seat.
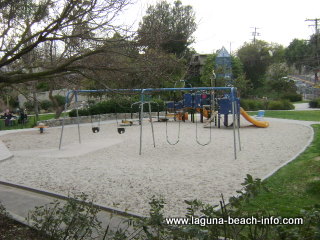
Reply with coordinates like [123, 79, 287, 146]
[117, 127, 125, 134]
[92, 127, 100, 133]
[34, 124, 49, 133]
[120, 120, 133, 126]
[159, 118, 169, 122]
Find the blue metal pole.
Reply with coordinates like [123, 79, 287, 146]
[59, 90, 73, 150]
[139, 90, 145, 155]
[75, 91, 81, 144]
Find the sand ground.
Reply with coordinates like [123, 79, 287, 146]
[0, 116, 313, 216]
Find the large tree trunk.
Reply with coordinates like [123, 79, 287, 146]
[49, 88, 75, 119]
[32, 83, 39, 122]
[48, 89, 63, 119]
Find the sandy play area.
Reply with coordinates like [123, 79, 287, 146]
[0, 116, 313, 217]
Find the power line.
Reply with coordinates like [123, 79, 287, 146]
[306, 18, 320, 34]
[305, 18, 320, 83]
[250, 27, 260, 44]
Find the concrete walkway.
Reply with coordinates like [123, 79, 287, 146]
[293, 102, 320, 111]
[0, 182, 142, 238]
[0, 140, 13, 162]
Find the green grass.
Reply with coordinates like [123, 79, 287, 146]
[244, 124, 320, 217]
[0, 113, 56, 131]
[248, 110, 320, 121]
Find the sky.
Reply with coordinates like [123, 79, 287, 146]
[121, 0, 320, 54]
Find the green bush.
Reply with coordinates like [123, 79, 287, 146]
[9, 97, 19, 109]
[68, 97, 165, 117]
[24, 101, 35, 112]
[69, 108, 90, 117]
[309, 99, 320, 108]
[40, 100, 53, 111]
[281, 93, 302, 102]
[240, 99, 295, 111]
[268, 100, 294, 110]
[240, 99, 265, 111]
[53, 95, 65, 107]
[28, 193, 101, 240]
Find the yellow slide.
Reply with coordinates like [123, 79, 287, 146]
[240, 107, 269, 128]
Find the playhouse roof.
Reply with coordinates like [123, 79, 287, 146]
[216, 47, 230, 58]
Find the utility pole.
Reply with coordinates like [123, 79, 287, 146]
[305, 18, 320, 83]
[306, 18, 320, 34]
[251, 27, 260, 44]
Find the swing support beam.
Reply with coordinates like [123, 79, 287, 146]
[59, 87, 241, 159]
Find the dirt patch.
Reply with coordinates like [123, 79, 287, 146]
[314, 156, 320, 161]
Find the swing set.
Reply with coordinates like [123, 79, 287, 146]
[58, 86, 241, 159]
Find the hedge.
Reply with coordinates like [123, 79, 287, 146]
[309, 98, 320, 108]
[240, 99, 294, 111]
[281, 93, 302, 102]
[69, 98, 165, 117]
[268, 100, 294, 110]
[68, 97, 296, 117]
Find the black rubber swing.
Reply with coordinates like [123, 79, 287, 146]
[92, 127, 100, 133]
[117, 127, 125, 134]
[90, 113, 101, 133]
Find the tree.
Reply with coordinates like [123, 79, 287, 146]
[137, 0, 197, 58]
[285, 39, 311, 73]
[265, 62, 298, 98]
[199, 54, 216, 87]
[285, 36, 320, 82]
[199, 54, 250, 96]
[79, 35, 185, 89]
[269, 43, 286, 63]
[237, 40, 276, 89]
[0, 0, 131, 88]
[307, 33, 320, 81]
[231, 56, 250, 97]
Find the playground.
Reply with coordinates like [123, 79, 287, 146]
[0, 114, 312, 216]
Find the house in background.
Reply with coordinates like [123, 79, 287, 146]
[187, 53, 208, 78]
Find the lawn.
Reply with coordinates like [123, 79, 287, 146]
[243, 110, 320, 217]
[0, 113, 56, 131]
[249, 110, 320, 121]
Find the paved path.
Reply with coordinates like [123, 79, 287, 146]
[293, 103, 320, 111]
[0, 127, 143, 237]
[0, 182, 142, 238]
[0, 140, 13, 162]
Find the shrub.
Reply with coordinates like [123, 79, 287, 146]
[53, 95, 65, 107]
[9, 97, 19, 109]
[309, 99, 320, 108]
[24, 101, 35, 112]
[69, 108, 90, 117]
[40, 100, 53, 111]
[68, 97, 165, 117]
[268, 100, 294, 110]
[240, 99, 294, 111]
[28, 193, 101, 240]
[281, 93, 302, 102]
[240, 99, 265, 111]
